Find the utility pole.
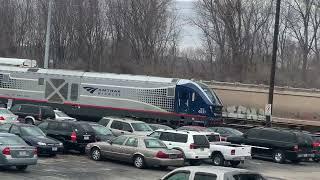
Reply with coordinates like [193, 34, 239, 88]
[266, 0, 281, 127]
[44, 0, 52, 69]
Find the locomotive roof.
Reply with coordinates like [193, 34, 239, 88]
[0, 66, 179, 84]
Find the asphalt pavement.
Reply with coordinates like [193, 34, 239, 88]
[0, 154, 319, 180]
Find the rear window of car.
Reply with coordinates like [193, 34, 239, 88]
[297, 133, 313, 145]
[312, 135, 320, 141]
[98, 118, 111, 126]
[131, 123, 153, 132]
[76, 123, 94, 133]
[0, 136, 27, 145]
[206, 134, 220, 142]
[0, 109, 13, 115]
[193, 135, 209, 146]
[144, 139, 167, 148]
[233, 173, 265, 180]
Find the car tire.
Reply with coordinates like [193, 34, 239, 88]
[133, 155, 145, 169]
[230, 161, 241, 167]
[25, 118, 34, 125]
[16, 165, 28, 171]
[91, 148, 101, 161]
[273, 150, 286, 163]
[212, 153, 224, 166]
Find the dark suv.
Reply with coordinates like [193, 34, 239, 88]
[10, 104, 55, 125]
[37, 120, 96, 153]
[227, 127, 314, 163]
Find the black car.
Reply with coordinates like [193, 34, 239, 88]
[227, 127, 314, 163]
[38, 120, 96, 153]
[10, 104, 55, 125]
[209, 127, 243, 141]
[0, 123, 63, 156]
[88, 123, 115, 142]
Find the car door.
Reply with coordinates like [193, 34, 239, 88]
[46, 122, 61, 141]
[159, 132, 175, 149]
[109, 120, 124, 136]
[9, 125, 22, 137]
[245, 129, 266, 156]
[121, 137, 139, 162]
[103, 136, 128, 160]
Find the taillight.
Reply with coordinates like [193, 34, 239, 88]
[231, 149, 235, 155]
[177, 153, 183, 158]
[293, 145, 300, 152]
[2, 147, 10, 155]
[71, 131, 77, 142]
[34, 148, 38, 155]
[156, 151, 169, 159]
[221, 137, 226, 141]
[0, 116, 5, 121]
[189, 143, 198, 149]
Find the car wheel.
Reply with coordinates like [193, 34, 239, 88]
[230, 161, 241, 167]
[25, 118, 34, 125]
[133, 155, 145, 169]
[212, 153, 224, 166]
[16, 165, 28, 171]
[273, 150, 286, 163]
[91, 148, 101, 161]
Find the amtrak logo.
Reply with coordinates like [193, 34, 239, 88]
[83, 87, 98, 94]
[83, 86, 121, 97]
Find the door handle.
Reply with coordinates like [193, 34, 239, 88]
[168, 143, 172, 145]
[121, 132, 124, 134]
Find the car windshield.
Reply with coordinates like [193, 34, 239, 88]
[131, 123, 153, 132]
[227, 128, 243, 136]
[312, 136, 320, 142]
[55, 111, 69, 117]
[144, 139, 167, 148]
[197, 82, 222, 105]
[0, 136, 27, 145]
[21, 126, 46, 137]
[91, 125, 113, 136]
[0, 109, 13, 115]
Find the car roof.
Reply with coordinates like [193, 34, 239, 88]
[45, 119, 87, 124]
[173, 166, 251, 174]
[155, 129, 207, 135]
[0, 132, 17, 137]
[105, 117, 145, 123]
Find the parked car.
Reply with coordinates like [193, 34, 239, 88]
[0, 108, 18, 124]
[148, 124, 173, 131]
[54, 110, 76, 121]
[209, 127, 243, 141]
[10, 104, 55, 125]
[86, 135, 184, 169]
[160, 166, 266, 180]
[0, 133, 37, 171]
[149, 129, 211, 165]
[88, 123, 115, 142]
[227, 127, 314, 163]
[177, 126, 214, 132]
[310, 133, 320, 162]
[203, 132, 251, 167]
[38, 120, 96, 153]
[0, 123, 63, 156]
[98, 117, 153, 136]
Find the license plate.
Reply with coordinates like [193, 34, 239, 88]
[169, 155, 177, 159]
[298, 154, 314, 158]
[52, 147, 58, 151]
[19, 151, 27, 156]
[84, 136, 90, 140]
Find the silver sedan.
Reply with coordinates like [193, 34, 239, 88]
[0, 133, 37, 171]
[86, 135, 184, 169]
[0, 108, 18, 124]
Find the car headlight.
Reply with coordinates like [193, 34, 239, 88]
[59, 142, 63, 146]
[37, 142, 46, 146]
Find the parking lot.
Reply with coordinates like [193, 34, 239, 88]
[0, 154, 319, 180]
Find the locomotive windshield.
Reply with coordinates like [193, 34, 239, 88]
[197, 82, 222, 105]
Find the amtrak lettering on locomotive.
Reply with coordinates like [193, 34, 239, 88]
[0, 65, 222, 124]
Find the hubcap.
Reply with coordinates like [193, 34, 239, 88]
[92, 150, 100, 160]
[213, 156, 221, 165]
[135, 157, 143, 168]
[275, 153, 282, 162]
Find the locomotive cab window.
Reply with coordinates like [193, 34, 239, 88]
[70, 84, 79, 101]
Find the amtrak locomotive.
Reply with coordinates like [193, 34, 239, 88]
[0, 65, 223, 125]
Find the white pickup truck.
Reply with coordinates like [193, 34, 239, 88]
[203, 132, 251, 167]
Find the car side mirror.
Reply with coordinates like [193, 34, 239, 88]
[128, 129, 133, 133]
[107, 140, 112, 144]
